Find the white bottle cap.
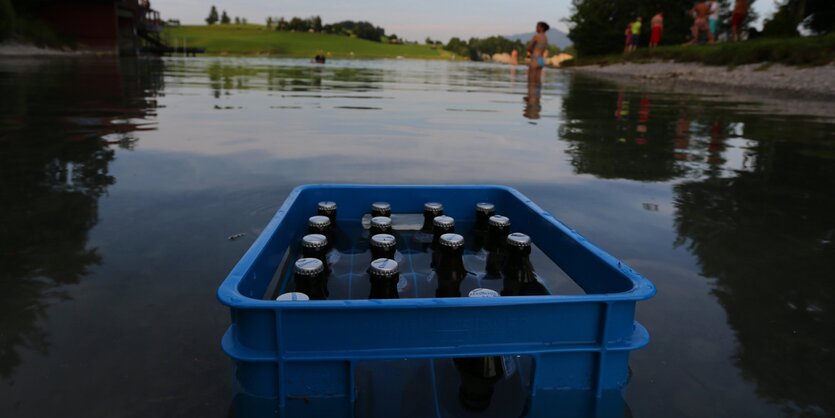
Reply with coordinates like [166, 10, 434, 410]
[468, 288, 500, 298]
[276, 292, 310, 301]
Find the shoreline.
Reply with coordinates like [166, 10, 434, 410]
[567, 61, 835, 101]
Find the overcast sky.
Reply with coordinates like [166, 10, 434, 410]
[153, 0, 776, 42]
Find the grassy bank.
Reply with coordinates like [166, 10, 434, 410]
[163, 24, 456, 59]
[563, 33, 835, 67]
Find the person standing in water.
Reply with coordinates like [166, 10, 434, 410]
[624, 19, 634, 53]
[526, 21, 549, 84]
[731, 0, 748, 41]
[629, 17, 642, 52]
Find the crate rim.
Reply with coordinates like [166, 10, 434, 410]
[217, 184, 656, 309]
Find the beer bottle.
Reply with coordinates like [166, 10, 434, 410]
[431, 215, 456, 268]
[301, 234, 330, 275]
[484, 215, 510, 276]
[368, 258, 400, 299]
[454, 288, 505, 411]
[369, 216, 393, 236]
[471, 202, 495, 251]
[371, 201, 391, 217]
[293, 258, 327, 300]
[474, 202, 495, 231]
[501, 233, 548, 296]
[370, 233, 397, 261]
[421, 202, 444, 232]
[435, 233, 467, 297]
[308, 215, 333, 249]
[317, 201, 337, 223]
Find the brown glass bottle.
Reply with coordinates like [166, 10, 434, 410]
[368, 258, 400, 299]
[370, 233, 397, 261]
[370, 201, 391, 217]
[307, 215, 333, 250]
[421, 202, 444, 232]
[301, 234, 330, 275]
[435, 233, 466, 297]
[293, 258, 327, 300]
[317, 201, 337, 223]
[501, 233, 548, 296]
[484, 215, 510, 276]
[369, 216, 393, 236]
[431, 215, 455, 268]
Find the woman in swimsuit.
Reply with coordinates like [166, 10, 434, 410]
[527, 21, 550, 84]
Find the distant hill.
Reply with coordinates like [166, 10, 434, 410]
[504, 29, 571, 49]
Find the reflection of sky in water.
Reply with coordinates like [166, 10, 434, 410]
[1, 57, 834, 417]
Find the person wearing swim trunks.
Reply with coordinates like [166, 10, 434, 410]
[629, 17, 642, 52]
[526, 21, 549, 84]
[649, 13, 663, 48]
[731, 0, 748, 41]
[689, 1, 714, 44]
[708, 0, 720, 38]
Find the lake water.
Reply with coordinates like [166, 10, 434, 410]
[1, 57, 833, 417]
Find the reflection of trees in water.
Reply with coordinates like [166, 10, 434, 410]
[0, 58, 161, 379]
[202, 62, 387, 96]
[673, 128, 835, 415]
[561, 74, 835, 414]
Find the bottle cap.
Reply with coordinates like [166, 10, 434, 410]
[371, 234, 397, 248]
[506, 232, 532, 247]
[301, 234, 328, 249]
[369, 258, 399, 276]
[308, 215, 331, 228]
[276, 292, 310, 301]
[294, 258, 324, 276]
[424, 202, 443, 214]
[488, 215, 510, 228]
[371, 202, 391, 212]
[475, 202, 495, 214]
[439, 233, 464, 248]
[468, 288, 500, 298]
[433, 215, 455, 228]
[317, 201, 337, 213]
[370, 216, 392, 229]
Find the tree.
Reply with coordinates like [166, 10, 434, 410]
[276, 17, 288, 31]
[426, 37, 434, 45]
[205, 5, 218, 25]
[311, 15, 322, 32]
[220, 10, 230, 24]
[288, 17, 307, 31]
[266, 16, 273, 29]
[763, 0, 835, 35]
[242, 18, 248, 24]
[234, 16, 240, 24]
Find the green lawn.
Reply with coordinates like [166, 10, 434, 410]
[163, 24, 457, 59]
[563, 33, 835, 67]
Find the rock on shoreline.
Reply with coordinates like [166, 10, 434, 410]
[568, 61, 835, 100]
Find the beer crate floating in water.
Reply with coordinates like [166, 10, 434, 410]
[218, 184, 656, 418]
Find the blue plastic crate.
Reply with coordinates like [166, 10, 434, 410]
[218, 184, 655, 417]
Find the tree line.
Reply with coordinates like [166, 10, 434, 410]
[444, 36, 559, 61]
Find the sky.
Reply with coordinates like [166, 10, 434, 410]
[153, 0, 777, 42]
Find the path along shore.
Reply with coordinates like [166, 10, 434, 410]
[568, 61, 835, 101]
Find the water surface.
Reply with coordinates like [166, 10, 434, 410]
[1, 57, 833, 417]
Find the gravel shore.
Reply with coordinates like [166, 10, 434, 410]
[568, 61, 835, 100]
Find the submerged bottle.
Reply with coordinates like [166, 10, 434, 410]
[484, 215, 511, 277]
[371, 201, 391, 218]
[501, 233, 549, 296]
[432, 215, 456, 268]
[368, 258, 400, 299]
[293, 258, 327, 300]
[301, 234, 330, 274]
[421, 202, 444, 232]
[370, 233, 397, 261]
[308, 215, 333, 249]
[317, 201, 337, 223]
[369, 216, 393, 236]
[472, 202, 496, 251]
[435, 233, 467, 298]
[454, 288, 505, 411]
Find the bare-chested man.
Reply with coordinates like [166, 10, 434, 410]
[689, 1, 715, 44]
